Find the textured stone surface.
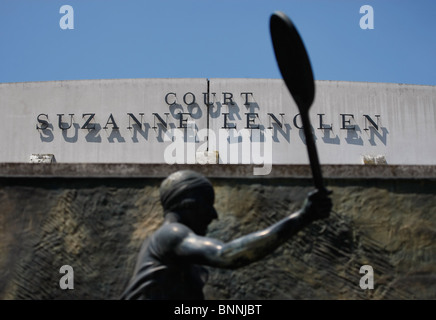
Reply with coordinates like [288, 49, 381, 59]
[0, 176, 435, 300]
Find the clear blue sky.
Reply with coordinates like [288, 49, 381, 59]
[0, 0, 435, 85]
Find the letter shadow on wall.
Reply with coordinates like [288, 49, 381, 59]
[211, 102, 242, 121]
[209, 101, 221, 119]
[321, 129, 340, 145]
[227, 102, 242, 121]
[298, 125, 317, 145]
[107, 129, 126, 143]
[368, 126, 388, 146]
[169, 103, 184, 120]
[85, 123, 102, 143]
[245, 102, 260, 114]
[226, 129, 242, 144]
[62, 123, 80, 143]
[39, 124, 54, 142]
[155, 123, 176, 143]
[184, 122, 199, 143]
[270, 123, 291, 143]
[130, 123, 150, 142]
[188, 103, 202, 119]
[251, 125, 269, 142]
[345, 125, 363, 146]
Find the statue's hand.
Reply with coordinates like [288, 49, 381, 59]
[300, 189, 332, 223]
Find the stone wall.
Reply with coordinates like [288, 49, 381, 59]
[0, 164, 435, 300]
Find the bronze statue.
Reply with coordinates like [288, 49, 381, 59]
[120, 170, 332, 300]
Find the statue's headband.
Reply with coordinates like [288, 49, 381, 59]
[160, 170, 214, 212]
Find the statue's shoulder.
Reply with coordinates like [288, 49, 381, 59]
[154, 222, 192, 245]
[158, 222, 191, 235]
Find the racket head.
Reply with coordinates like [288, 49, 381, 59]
[270, 11, 315, 111]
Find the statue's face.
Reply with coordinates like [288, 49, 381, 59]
[196, 205, 218, 236]
[160, 170, 218, 236]
[183, 188, 217, 236]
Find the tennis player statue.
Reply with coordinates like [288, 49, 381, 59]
[121, 170, 332, 300]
